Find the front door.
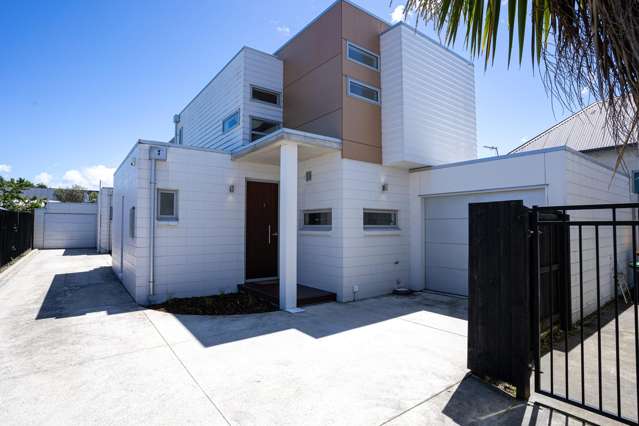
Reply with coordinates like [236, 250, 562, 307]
[245, 181, 278, 280]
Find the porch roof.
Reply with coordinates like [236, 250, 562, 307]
[231, 128, 341, 165]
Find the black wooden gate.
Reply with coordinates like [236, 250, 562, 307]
[531, 203, 639, 425]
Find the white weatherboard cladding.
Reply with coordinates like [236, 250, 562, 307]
[177, 48, 283, 152]
[112, 146, 140, 297]
[33, 202, 98, 249]
[564, 151, 632, 322]
[380, 24, 477, 168]
[340, 159, 410, 300]
[424, 188, 546, 296]
[298, 152, 343, 298]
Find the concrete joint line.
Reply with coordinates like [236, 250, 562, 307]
[143, 311, 231, 425]
[379, 374, 469, 425]
[398, 317, 468, 339]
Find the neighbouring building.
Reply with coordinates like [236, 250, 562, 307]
[111, 0, 633, 319]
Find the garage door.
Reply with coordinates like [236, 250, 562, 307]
[43, 213, 97, 249]
[424, 188, 546, 296]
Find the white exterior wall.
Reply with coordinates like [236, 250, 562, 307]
[122, 143, 279, 305]
[177, 48, 283, 152]
[340, 160, 410, 301]
[564, 150, 633, 322]
[96, 187, 113, 253]
[298, 152, 344, 297]
[112, 146, 140, 298]
[380, 23, 477, 168]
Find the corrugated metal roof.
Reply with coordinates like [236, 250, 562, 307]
[510, 102, 618, 154]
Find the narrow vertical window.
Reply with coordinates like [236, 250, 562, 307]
[129, 207, 136, 238]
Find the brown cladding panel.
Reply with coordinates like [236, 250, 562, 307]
[276, 2, 341, 88]
[340, 1, 387, 164]
[342, 79, 382, 148]
[341, 1, 388, 53]
[282, 55, 342, 133]
[342, 140, 382, 164]
[294, 110, 342, 139]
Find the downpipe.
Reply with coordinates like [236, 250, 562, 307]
[149, 155, 157, 298]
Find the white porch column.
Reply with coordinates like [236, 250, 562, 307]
[279, 142, 298, 311]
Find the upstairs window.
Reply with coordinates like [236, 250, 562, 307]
[251, 117, 281, 142]
[363, 209, 398, 229]
[347, 78, 380, 104]
[251, 86, 281, 106]
[347, 41, 379, 70]
[222, 110, 240, 133]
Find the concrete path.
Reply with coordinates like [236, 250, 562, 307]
[0, 249, 621, 425]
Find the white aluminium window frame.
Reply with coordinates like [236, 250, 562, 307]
[157, 189, 178, 221]
[347, 77, 380, 105]
[346, 41, 379, 71]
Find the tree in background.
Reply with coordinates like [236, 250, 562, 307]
[54, 185, 87, 203]
[87, 191, 98, 203]
[0, 177, 45, 212]
[402, 0, 639, 172]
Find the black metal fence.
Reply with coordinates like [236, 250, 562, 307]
[531, 203, 639, 425]
[0, 209, 34, 268]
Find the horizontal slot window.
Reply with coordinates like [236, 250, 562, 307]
[347, 41, 379, 70]
[363, 209, 398, 229]
[347, 79, 380, 104]
[303, 209, 332, 230]
[251, 86, 281, 106]
[222, 110, 240, 133]
[251, 117, 281, 142]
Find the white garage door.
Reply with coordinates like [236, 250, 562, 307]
[43, 213, 97, 249]
[424, 187, 546, 296]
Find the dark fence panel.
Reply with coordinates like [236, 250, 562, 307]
[468, 200, 531, 399]
[0, 209, 34, 268]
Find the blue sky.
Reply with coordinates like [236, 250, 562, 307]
[0, 0, 579, 188]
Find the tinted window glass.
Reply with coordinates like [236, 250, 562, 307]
[349, 80, 379, 103]
[251, 87, 280, 105]
[363, 210, 398, 227]
[347, 43, 379, 69]
[304, 210, 332, 227]
[158, 191, 176, 218]
[222, 111, 240, 133]
[251, 118, 281, 142]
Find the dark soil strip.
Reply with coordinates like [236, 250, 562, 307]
[149, 291, 276, 315]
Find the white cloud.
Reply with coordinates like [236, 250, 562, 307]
[0, 164, 11, 176]
[276, 25, 290, 36]
[33, 172, 52, 186]
[391, 5, 408, 23]
[61, 165, 115, 189]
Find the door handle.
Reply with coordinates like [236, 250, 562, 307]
[268, 225, 271, 245]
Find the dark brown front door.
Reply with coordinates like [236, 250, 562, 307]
[245, 181, 278, 280]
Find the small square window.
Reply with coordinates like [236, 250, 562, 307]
[157, 190, 178, 220]
[347, 78, 380, 104]
[347, 41, 379, 70]
[251, 117, 281, 142]
[302, 209, 332, 230]
[222, 110, 240, 133]
[251, 86, 281, 106]
[363, 209, 398, 229]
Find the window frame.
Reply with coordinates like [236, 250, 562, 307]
[301, 209, 332, 231]
[347, 77, 380, 105]
[346, 41, 380, 71]
[157, 189, 178, 221]
[363, 208, 399, 230]
[222, 110, 240, 133]
[250, 116, 282, 142]
[250, 85, 282, 107]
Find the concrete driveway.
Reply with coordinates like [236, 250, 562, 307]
[0, 249, 610, 425]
